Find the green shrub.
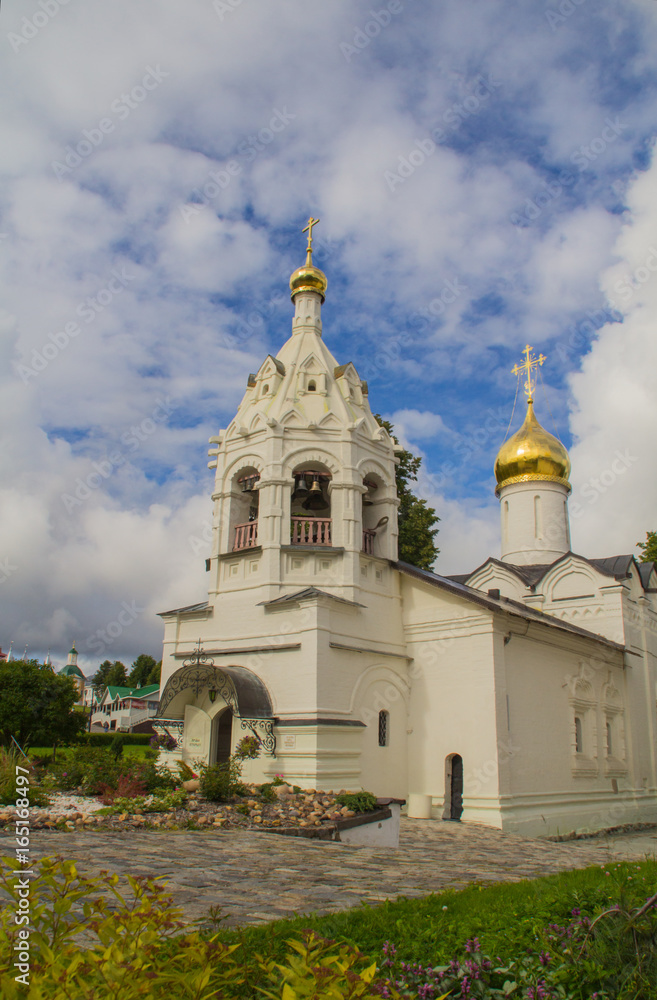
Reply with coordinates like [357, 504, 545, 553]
[0, 749, 49, 807]
[200, 763, 233, 802]
[77, 731, 152, 748]
[335, 791, 378, 813]
[199, 735, 261, 802]
[98, 789, 188, 815]
[109, 733, 126, 759]
[256, 782, 277, 802]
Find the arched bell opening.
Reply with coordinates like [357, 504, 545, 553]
[361, 473, 389, 555]
[230, 465, 261, 551]
[291, 462, 332, 546]
[443, 753, 463, 822]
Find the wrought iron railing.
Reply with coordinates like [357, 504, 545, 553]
[233, 521, 258, 550]
[290, 517, 331, 546]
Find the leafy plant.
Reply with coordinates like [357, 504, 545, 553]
[109, 732, 126, 760]
[336, 791, 378, 814]
[200, 735, 261, 802]
[0, 748, 49, 807]
[259, 931, 407, 999]
[98, 774, 147, 804]
[0, 855, 245, 998]
[98, 789, 188, 815]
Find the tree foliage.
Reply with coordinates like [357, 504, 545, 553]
[128, 654, 158, 688]
[637, 530, 657, 563]
[92, 659, 128, 693]
[0, 660, 86, 750]
[375, 415, 440, 571]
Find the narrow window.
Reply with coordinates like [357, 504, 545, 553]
[574, 716, 583, 754]
[534, 495, 542, 539]
[308, 380, 316, 392]
[378, 710, 389, 747]
[504, 500, 509, 540]
[606, 720, 613, 757]
[263, 384, 269, 395]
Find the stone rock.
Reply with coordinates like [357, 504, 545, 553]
[273, 784, 293, 799]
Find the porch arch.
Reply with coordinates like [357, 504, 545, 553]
[158, 662, 274, 721]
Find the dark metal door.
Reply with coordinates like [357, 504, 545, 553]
[450, 754, 463, 820]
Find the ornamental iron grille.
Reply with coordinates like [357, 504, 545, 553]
[152, 719, 184, 750]
[241, 718, 276, 756]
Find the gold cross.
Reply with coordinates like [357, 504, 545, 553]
[512, 344, 546, 402]
[302, 216, 320, 252]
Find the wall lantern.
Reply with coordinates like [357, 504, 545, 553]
[208, 689, 217, 703]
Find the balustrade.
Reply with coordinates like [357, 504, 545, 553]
[233, 521, 258, 550]
[290, 517, 332, 546]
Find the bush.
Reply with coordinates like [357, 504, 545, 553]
[98, 775, 147, 805]
[0, 749, 49, 807]
[199, 735, 261, 803]
[78, 732, 152, 748]
[110, 733, 126, 760]
[335, 791, 378, 813]
[200, 763, 233, 802]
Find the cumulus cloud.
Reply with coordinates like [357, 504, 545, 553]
[1, 0, 656, 671]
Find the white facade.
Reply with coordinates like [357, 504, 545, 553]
[156, 245, 657, 837]
[499, 479, 571, 565]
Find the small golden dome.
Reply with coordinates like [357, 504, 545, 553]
[290, 249, 327, 302]
[495, 400, 571, 496]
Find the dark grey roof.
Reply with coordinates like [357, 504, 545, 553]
[157, 601, 210, 617]
[259, 587, 364, 608]
[589, 555, 634, 579]
[459, 552, 647, 591]
[396, 561, 625, 652]
[638, 562, 656, 589]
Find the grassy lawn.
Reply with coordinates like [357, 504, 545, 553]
[216, 859, 657, 968]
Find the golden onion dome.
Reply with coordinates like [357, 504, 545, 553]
[494, 400, 571, 496]
[290, 248, 327, 302]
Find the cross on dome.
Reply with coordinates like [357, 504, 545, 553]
[302, 216, 320, 252]
[512, 344, 546, 403]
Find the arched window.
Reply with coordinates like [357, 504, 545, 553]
[574, 716, 583, 754]
[308, 380, 316, 392]
[378, 710, 389, 747]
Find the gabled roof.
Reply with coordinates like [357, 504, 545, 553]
[396, 561, 626, 652]
[259, 587, 365, 609]
[458, 552, 650, 593]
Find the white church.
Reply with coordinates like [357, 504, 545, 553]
[155, 220, 657, 837]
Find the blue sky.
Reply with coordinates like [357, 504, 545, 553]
[2, 0, 657, 673]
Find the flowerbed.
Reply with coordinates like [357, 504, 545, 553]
[0, 784, 361, 833]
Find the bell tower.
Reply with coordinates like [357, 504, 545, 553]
[206, 219, 400, 604]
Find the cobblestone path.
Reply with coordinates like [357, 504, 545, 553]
[2, 820, 656, 927]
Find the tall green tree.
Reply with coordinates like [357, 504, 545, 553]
[92, 659, 128, 693]
[375, 415, 440, 571]
[147, 660, 162, 686]
[0, 660, 86, 750]
[637, 531, 657, 563]
[128, 654, 158, 688]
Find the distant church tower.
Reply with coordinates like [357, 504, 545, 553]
[59, 642, 85, 701]
[494, 346, 571, 565]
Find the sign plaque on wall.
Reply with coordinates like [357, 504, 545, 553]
[282, 734, 296, 750]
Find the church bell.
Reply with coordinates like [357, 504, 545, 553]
[292, 475, 310, 500]
[303, 478, 328, 510]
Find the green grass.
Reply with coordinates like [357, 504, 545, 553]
[199, 860, 657, 997]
